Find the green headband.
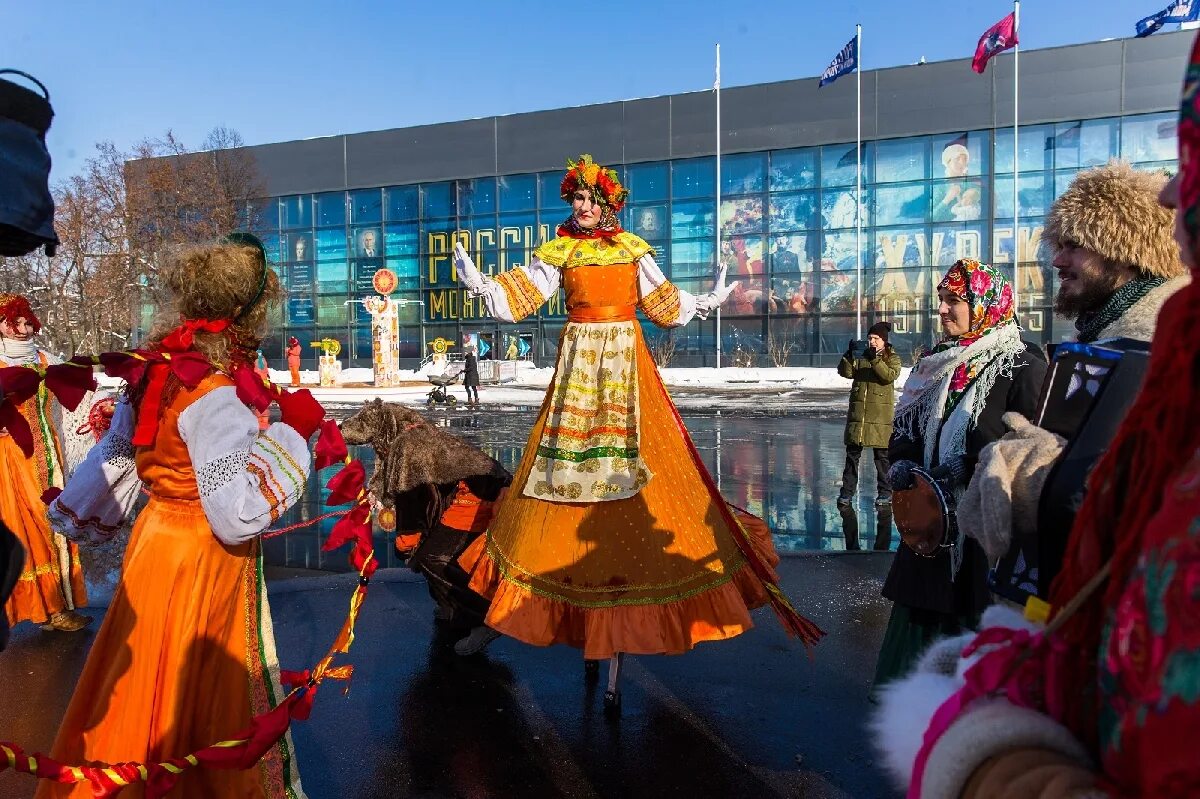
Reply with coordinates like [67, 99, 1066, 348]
[222, 231, 269, 323]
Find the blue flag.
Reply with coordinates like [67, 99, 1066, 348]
[819, 36, 858, 87]
[1136, 0, 1198, 37]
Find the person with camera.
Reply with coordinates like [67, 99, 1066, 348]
[872, 259, 1046, 690]
[836, 322, 902, 509]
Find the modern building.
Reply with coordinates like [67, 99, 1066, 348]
[223, 31, 1190, 369]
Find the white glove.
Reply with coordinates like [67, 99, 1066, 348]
[694, 264, 739, 317]
[453, 243, 485, 293]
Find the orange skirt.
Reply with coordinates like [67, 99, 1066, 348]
[459, 324, 781, 660]
[36, 496, 304, 799]
[1, 434, 86, 627]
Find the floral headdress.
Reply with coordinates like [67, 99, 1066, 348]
[935, 258, 1015, 346]
[559, 154, 628, 213]
[0, 293, 41, 333]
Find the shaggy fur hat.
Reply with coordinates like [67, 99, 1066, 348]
[1043, 160, 1183, 279]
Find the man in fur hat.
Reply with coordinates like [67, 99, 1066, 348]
[960, 160, 1189, 576]
[1045, 159, 1188, 343]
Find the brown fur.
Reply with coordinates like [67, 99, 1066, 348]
[339, 399, 509, 509]
[1043, 160, 1183, 280]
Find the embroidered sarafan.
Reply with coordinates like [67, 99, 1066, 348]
[533, 231, 654, 269]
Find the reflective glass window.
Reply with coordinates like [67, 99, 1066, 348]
[350, 189, 383, 224]
[769, 148, 817, 192]
[821, 230, 867, 271]
[279, 195, 312, 229]
[820, 189, 870, 229]
[931, 177, 988, 223]
[422, 182, 456, 219]
[932, 132, 989, 179]
[875, 182, 929, 226]
[1121, 112, 1177, 164]
[626, 161, 669, 202]
[249, 198, 278, 231]
[283, 232, 312, 263]
[768, 192, 819, 232]
[385, 223, 419, 256]
[874, 137, 928, 183]
[538, 171, 563, 208]
[287, 295, 314, 326]
[351, 226, 382, 259]
[671, 239, 714, 279]
[722, 152, 765, 196]
[627, 203, 668, 240]
[818, 271, 859, 313]
[499, 174, 537, 212]
[1047, 118, 1118, 170]
[873, 267, 934, 309]
[317, 295, 348, 327]
[994, 125, 1054, 174]
[314, 192, 346, 227]
[875, 227, 930, 270]
[994, 173, 1051, 218]
[386, 186, 418, 222]
[932, 222, 988, 267]
[459, 177, 496, 216]
[720, 197, 764, 236]
[671, 200, 715, 239]
[671, 157, 715, 198]
[767, 231, 818, 271]
[769, 273, 816, 315]
[821, 143, 873, 188]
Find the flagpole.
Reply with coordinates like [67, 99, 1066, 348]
[1012, 0, 1020, 310]
[715, 42, 722, 370]
[855, 23, 863, 341]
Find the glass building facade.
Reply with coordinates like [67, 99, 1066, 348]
[240, 111, 1178, 369]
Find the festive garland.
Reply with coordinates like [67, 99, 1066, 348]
[0, 348, 379, 797]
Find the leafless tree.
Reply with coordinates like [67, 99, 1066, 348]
[650, 331, 677, 367]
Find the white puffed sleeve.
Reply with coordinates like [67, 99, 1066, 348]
[177, 386, 311, 546]
[635, 253, 702, 328]
[469, 258, 561, 323]
[48, 399, 142, 544]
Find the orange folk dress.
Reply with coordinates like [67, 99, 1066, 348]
[40, 374, 310, 798]
[458, 232, 799, 660]
[2, 350, 87, 627]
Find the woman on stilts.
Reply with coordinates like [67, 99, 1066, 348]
[454, 154, 822, 712]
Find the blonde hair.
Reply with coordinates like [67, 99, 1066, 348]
[146, 243, 282, 367]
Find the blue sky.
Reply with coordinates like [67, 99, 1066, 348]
[1, 0, 1181, 180]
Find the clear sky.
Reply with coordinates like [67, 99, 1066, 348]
[1, 0, 1182, 181]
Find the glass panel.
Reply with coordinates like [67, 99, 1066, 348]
[992, 219, 1044, 269]
[1121, 112, 1177, 164]
[286, 261, 314, 290]
[626, 161, 669, 202]
[671, 157, 715, 198]
[385, 185, 418, 222]
[1047, 118, 1119, 170]
[350, 189, 383, 224]
[314, 192, 346, 227]
[767, 231, 819, 271]
[249, 198, 278, 231]
[994, 125, 1054, 174]
[821, 230, 867, 271]
[257, 233, 281, 266]
[931, 176, 987, 223]
[722, 152, 766, 195]
[873, 267, 934, 313]
[671, 239, 714, 279]
[283, 232, 312, 263]
[498, 211, 538, 271]
[875, 137, 929, 183]
[279, 195, 312, 229]
[875, 182, 929, 226]
[538, 171, 563, 208]
[820, 188, 870, 229]
[720, 235, 766, 301]
[459, 177, 496, 216]
[287, 294, 315, 325]
[821, 142, 873, 188]
[384, 257, 421, 290]
[932, 131, 989, 178]
[769, 273, 817, 315]
[994, 173, 1051, 218]
[769, 148, 817, 192]
[818, 271, 859, 314]
[498, 173, 537, 212]
[671, 200, 715, 239]
[317, 261, 347, 293]
[385, 223, 419, 256]
[931, 222, 987, 267]
[875, 227, 930, 270]
[720, 197, 764, 236]
[1054, 169, 1079, 202]
[316, 295, 348, 327]
[768, 191, 819, 232]
[627, 203, 668, 239]
[315, 229, 347, 261]
[422, 182, 456, 219]
[351, 226, 382, 259]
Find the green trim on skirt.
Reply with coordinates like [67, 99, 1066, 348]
[872, 602, 981, 688]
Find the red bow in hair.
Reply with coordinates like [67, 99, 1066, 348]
[159, 319, 230, 352]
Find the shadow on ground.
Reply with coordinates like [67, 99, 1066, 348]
[0, 553, 899, 799]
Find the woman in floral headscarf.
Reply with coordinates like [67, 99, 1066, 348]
[872, 259, 1047, 688]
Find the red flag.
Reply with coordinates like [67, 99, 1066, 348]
[972, 12, 1018, 74]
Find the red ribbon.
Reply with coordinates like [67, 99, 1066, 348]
[159, 318, 230, 352]
[43, 363, 98, 412]
[325, 461, 366, 507]
[314, 419, 348, 471]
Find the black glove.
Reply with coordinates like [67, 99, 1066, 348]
[864, 346, 878, 360]
[888, 460, 918, 491]
[847, 339, 856, 354]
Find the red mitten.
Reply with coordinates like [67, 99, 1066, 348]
[276, 388, 324, 440]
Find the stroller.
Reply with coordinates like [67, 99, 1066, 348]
[426, 363, 464, 408]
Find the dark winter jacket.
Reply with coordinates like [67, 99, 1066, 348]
[463, 353, 480, 387]
[882, 341, 1047, 618]
[839, 346, 902, 449]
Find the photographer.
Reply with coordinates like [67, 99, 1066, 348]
[836, 322, 902, 508]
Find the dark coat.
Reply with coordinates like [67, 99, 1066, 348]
[839, 346, 902, 449]
[463, 353, 480, 387]
[882, 341, 1048, 618]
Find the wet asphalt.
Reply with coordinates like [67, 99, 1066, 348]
[0, 553, 899, 799]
